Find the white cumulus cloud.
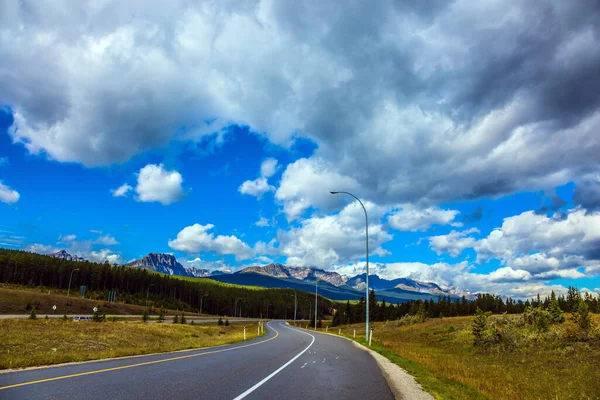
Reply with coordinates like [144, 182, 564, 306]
[388, 206, 460, 232]
[135, 164, 185, 205]
[275, 157, 361, 220]
[168, 223, 254, 261]
[0, 182, 19, 204]
[111, 183, 132, 197]
[278, 201, 392, 268]
[238, 177, 274, 199]
[94, 235, 119, 246]
[255, 217, 270, 227]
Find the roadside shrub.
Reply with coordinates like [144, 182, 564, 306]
[180, 313, 186, 324]
[62, 313, 68, 321]
[157, 310, 165, 323]
[317, 319, 323, 328]
[225, 319, 229, 326]
[218, 317, 224, 326]
[173, 314, 180, 324]
[548, 292, 565, 324]
[44, 314, 49, 319]
[92, 307, 106, 322]
[396, 314, 426, 327]
[573, 301, 591, 331]
[472, 307, 487, 346]
[29, 307, 37, 320]
[487, 315, 525, 351]
[522, 305, 552, 332]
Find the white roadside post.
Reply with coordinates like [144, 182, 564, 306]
[258, 325, 260, 335]
[353, 329, 356, 338]
[244, 327, 246, 341]
[338, 328, 341, 335]
[369, 330, 373, 347]
[325, 326, 328, 332]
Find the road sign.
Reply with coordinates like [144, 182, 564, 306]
[52, 305, 57, 310]
[93, 307, 98, 313]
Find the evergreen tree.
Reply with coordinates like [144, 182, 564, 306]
[472, 307, 487, 346]
[368, 289, 377, 321]
[62, 313, 68, 321]
[566, 286, 580, 312]
[331, 310, 341, 327]
[225, 319, 229, 326]
[157, 309, 165, 323]
[29, 307, 37, 320]
[218, 317, 224, 326]
[173, 314, 179, 324]
[345, 301, 353, 324]
[548, 291, 565, 324]
[180, 313, 186, 324]
[574, 300, 591, 331]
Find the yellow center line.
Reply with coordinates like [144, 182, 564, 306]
[0, 324, 279, 391]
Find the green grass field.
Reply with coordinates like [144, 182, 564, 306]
[0, 285, 204, 316]
[0, 319, 264, 370]
[309, 314, 600, 400]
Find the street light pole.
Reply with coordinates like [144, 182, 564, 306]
[331, 190, 370, 340]
[146, 284, 155, 308]
[314, 278, 318, 330]
[67, 268, 79, 297]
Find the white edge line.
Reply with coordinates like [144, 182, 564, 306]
[233, 322, 315, 400]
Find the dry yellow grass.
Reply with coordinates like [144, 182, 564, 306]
[0, 319, 263, 370]
[314, 315, 600, 400]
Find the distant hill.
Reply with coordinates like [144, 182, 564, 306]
[346, 274, 449, 295]
[122, 256, 457, 302]
[208, 272, 364, 301]
[207, 270, 458, 303]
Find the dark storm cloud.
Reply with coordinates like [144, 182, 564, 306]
[462, 207, 484, 224]
[573, 176, 600, 212]
[0, 0, 599, 209]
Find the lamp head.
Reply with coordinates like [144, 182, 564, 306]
[330, 191, 339, 194]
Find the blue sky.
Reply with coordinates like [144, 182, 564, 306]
[1, 1, 599, 299]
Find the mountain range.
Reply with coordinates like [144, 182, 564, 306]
[47, 251, 458, 302]
[50, 249, 85, 262]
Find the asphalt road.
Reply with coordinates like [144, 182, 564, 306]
[0, 321, 394, 400]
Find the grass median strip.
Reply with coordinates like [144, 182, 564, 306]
[0, 319, 265, 370]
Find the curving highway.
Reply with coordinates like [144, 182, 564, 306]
[0, 321, 394, 399]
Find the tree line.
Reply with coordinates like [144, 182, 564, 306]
[0, 249, 331, 319]
[332, 287, 600, 326]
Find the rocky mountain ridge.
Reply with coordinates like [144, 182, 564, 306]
[49, 250, 85, 262]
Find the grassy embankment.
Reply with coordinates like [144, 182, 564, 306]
[308, 314, 600, 400]
[0, 319, 264, 370]
[0, 285, 203, 316]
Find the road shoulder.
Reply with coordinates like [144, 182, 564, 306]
[294, 326, 433, 400]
